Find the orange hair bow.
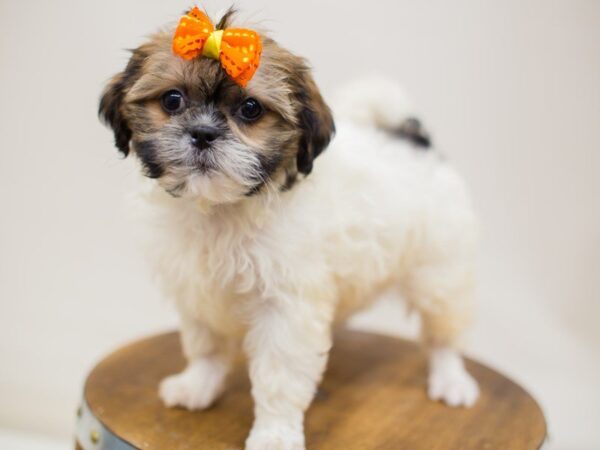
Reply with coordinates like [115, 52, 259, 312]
[172, 7, 262, 87]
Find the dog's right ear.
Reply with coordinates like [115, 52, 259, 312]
[98, 49, 146, 156]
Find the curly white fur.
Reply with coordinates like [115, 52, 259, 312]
[140, 79, 479, 450]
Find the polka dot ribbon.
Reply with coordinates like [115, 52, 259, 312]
[172, 7, 262, 87]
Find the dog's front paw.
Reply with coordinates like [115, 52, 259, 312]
[245, 422, 305, 450]
[428, 347, 479, 407]
[159, 357, 228, 410]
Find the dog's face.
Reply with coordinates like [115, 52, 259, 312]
[99, 11, 334, 203]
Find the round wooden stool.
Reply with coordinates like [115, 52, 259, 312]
[75, 329, 547, 449]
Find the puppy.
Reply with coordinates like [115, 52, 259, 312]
[99, 8, 479, 450]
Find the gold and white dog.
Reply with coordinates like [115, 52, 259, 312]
[99, 9, 479, 450]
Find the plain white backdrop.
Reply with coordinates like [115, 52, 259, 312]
[0, 1, 598, 449]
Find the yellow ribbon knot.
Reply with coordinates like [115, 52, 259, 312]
[202, 29, 223, 60]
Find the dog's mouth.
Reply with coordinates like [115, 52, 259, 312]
[195, 155, 218, 173]
[185, 146, 219, 174]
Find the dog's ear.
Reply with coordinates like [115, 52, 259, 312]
[291, 63, 335, 175]
[98, 49, 146, 156]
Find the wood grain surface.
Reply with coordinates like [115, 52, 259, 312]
[82, 329, 547, 449]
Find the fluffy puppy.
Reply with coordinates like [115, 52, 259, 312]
[99, 9, 479, 450]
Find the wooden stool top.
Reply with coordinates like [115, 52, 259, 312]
[77, 329, 547, 450]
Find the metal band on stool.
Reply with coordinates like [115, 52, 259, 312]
[76, 398, 136, 450]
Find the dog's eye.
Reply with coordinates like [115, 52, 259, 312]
[161, 90, 186, 114]
[238, 98, 263, 121]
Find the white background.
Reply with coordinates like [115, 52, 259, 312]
[0, 1, 598, 449]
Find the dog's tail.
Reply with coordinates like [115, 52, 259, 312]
[331, 76, 432, 148]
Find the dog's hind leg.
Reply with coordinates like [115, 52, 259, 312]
[421, 307, 479, 408]
[402, 248, 480, 408]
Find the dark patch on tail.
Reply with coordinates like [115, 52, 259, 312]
[394, 117, 432, 149]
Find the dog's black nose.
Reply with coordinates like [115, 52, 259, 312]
[190, 126, 221, 150]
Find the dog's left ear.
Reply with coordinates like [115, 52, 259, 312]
[292, 64, 335, 175]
